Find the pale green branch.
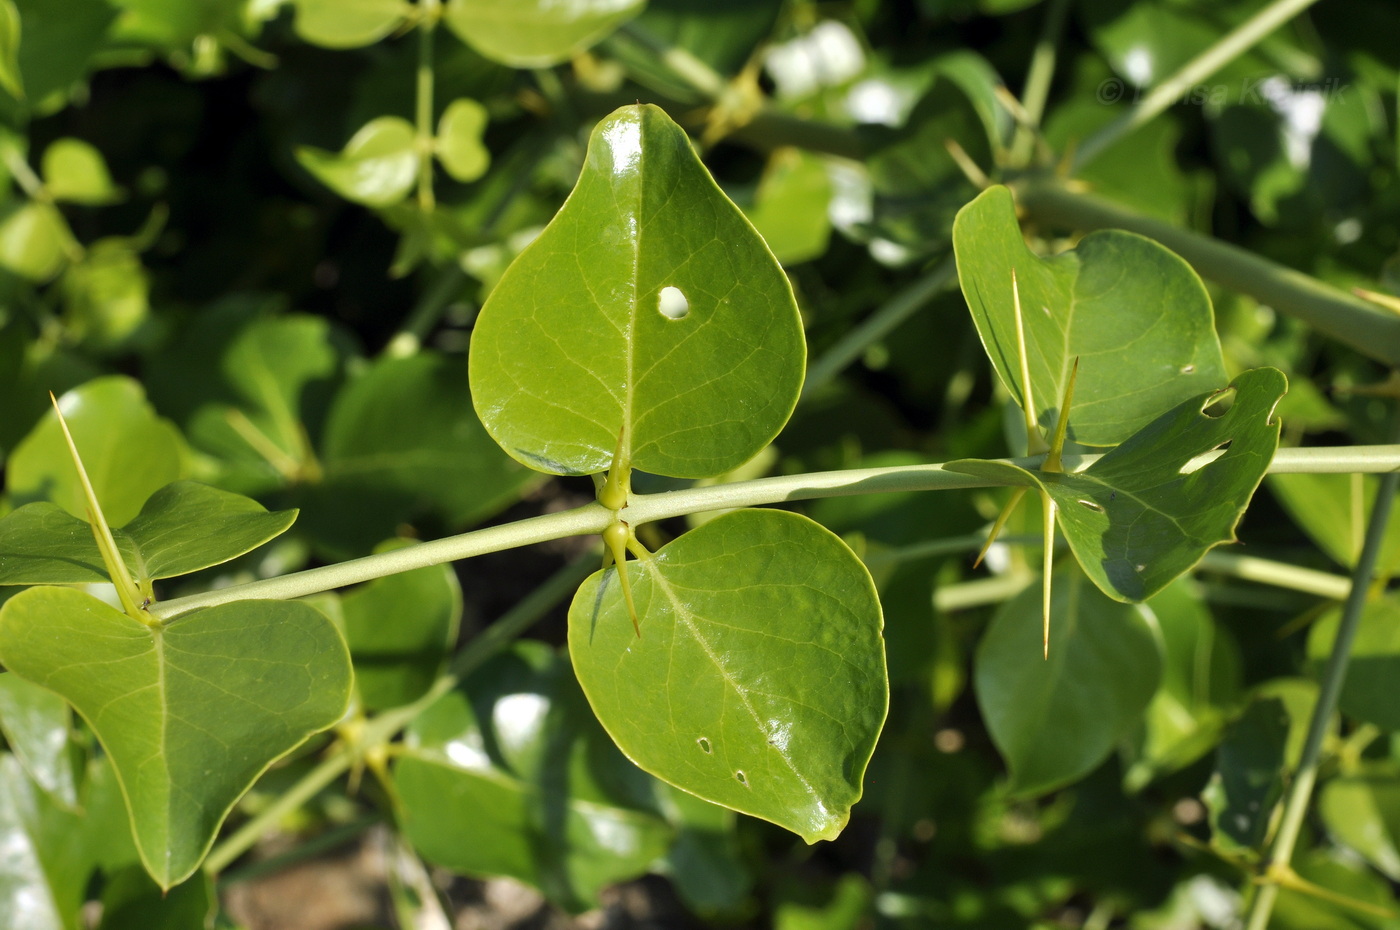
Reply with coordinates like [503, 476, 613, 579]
[151, 446, 1400, 620]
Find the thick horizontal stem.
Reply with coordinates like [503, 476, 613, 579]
[151, 445, 1400, 620]
[1015, 182, 1400, 367]
[150, 505, 614, 620]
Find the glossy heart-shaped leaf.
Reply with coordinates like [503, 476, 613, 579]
[0, 588, 352, 888]
[952, 185, 1227, 446]
[950, 368, 1285, 603]
[292, 0, 408, 48]
[442, 0, 645, 68]
[8, 376, 186, 527]
[0, 481, 296, 587]
[296, 116, 418, 207]
[569, 508, 886, 843]
[394, 642, 670, 912]
[435, 97, 489, 183]
[470, 104, 805, 478]
[974, 563, 1161, 797]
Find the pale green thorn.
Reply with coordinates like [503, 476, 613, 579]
[603, 522, 641, 637]
[974, 486, 1028, 569]
[1043, 357, 1080, 475]
[1011, 269, 1048, 457]
[49, 392, 150, 623]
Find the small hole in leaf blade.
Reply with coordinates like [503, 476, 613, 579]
[697, 737, 712, 753]
[658, 285, 689, 320]
[735, 770, 748, 786]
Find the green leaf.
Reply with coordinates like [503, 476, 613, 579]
[435, 97, 489, 183]
[1123, 578, 1240, 791]
[292, 0, 408, 49]
[1204, 679, 1321, 852]
[773, 873, 873, 930]
[8, 376, 186, 528]
[442, 0, 646, 68]
[60, 239, 150, 347]
[394, 641, 670, 912]
[0, 481, 297, 587]
[10, 0, 116, 111]
[741, 148, 832, 266]
[0, 752, 87, 930]
[949, 368, 1285, 603]
[1272, 849, 1398, 930]
[974, 563, 1162, 797]
[1320, 774, 1400, 881]
[569, 508, 886, 843]
[660, 784, 753, 915]
[1270, 472, 1400, 574]
[0, 201, 72, 282]
[97, 865, 215, 930]
[0, 674, 77, 809]
[147, 306, 347, 492]
[952, 185, 1228, 446]
[0, 0, 22, 100]
[105, 0, 245, 50]
[470, 104, 805, 478]
[864, 73, 995, 258]
[295, 116, 419, 208]
[340, 539, 461, 711]
[308, 351, 534, 556]
[0, 588, 352, 888]
[42, 138, 122, 205]
[1308, 594, 1400, 731]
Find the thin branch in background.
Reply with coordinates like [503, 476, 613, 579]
[1074, 0, 1323, 170]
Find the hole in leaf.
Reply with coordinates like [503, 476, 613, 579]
[735, 770, 748, 787]
[697, 737, 712, 754]
[1077, 499, 1105, 513]
[1179, 440, 1232, 475]
[658, 285, 689, 320]
[1201, 387, 1236, 418]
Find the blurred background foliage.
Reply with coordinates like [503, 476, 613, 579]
[4, 0, 1400, 927]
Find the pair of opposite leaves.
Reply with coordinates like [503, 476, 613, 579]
[468, 109, 1285, 839]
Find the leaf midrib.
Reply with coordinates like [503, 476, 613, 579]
[643, 562, 829, 820]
